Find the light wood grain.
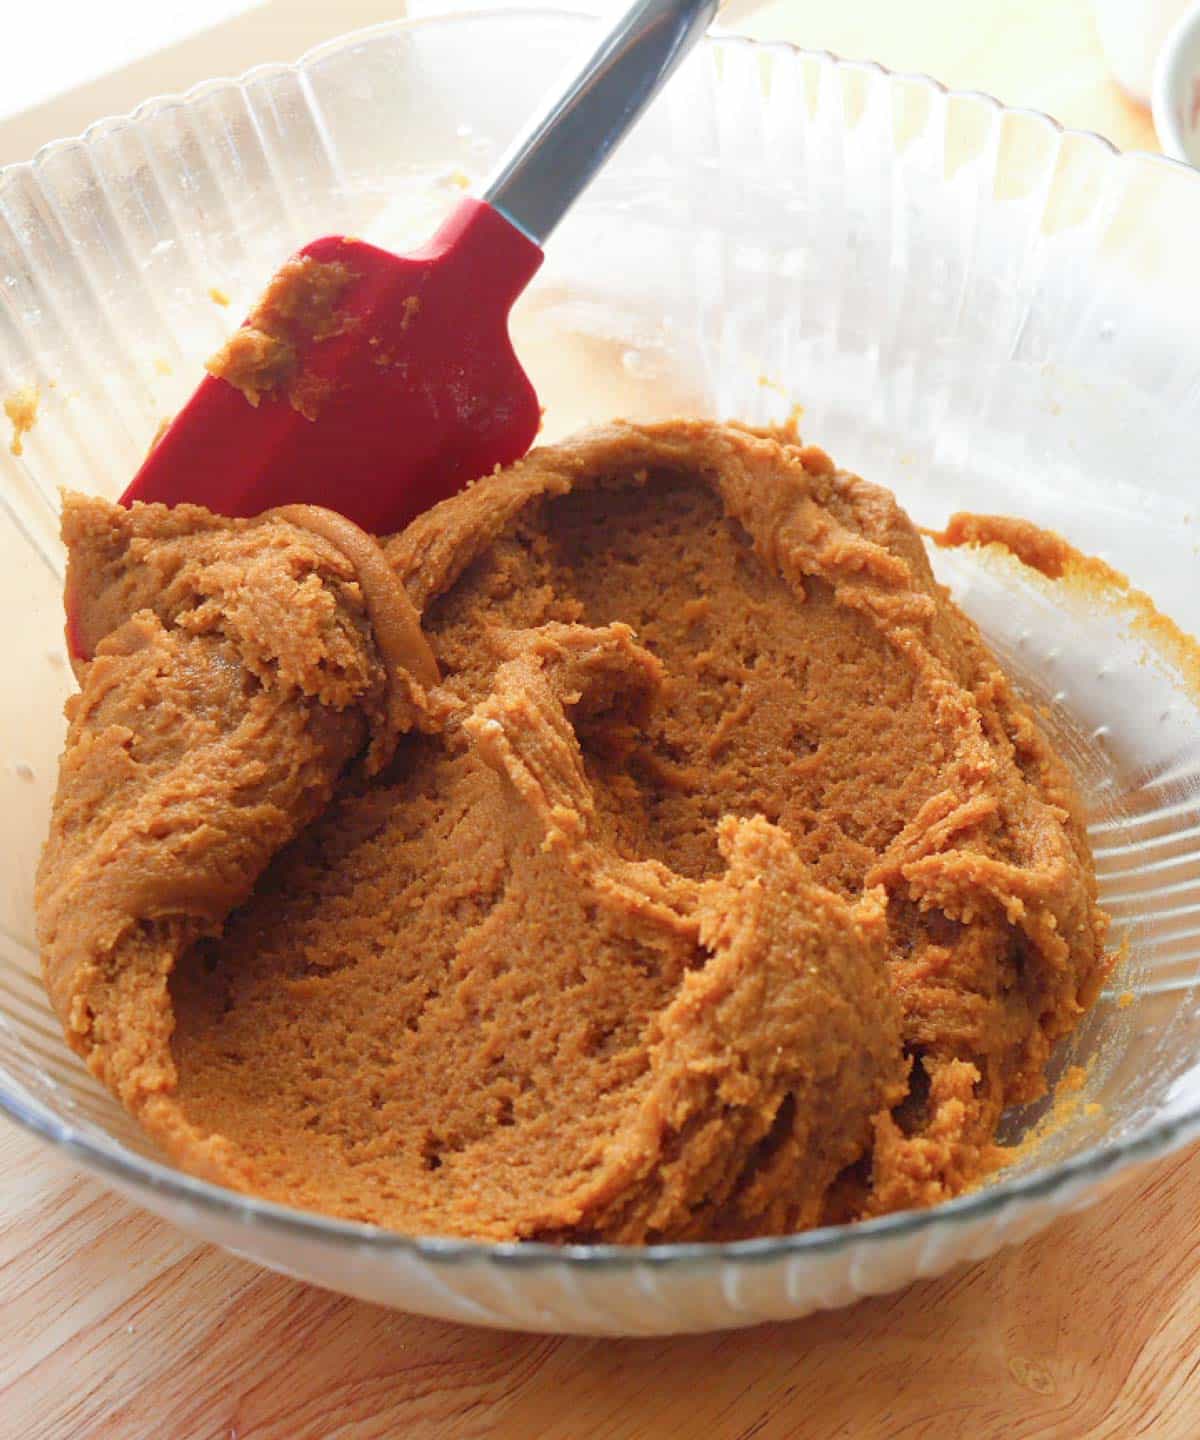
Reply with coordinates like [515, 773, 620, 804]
[6, 1117, 1200, 1439]
[0, 2, 1180, 1437]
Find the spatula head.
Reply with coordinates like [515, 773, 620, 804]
[121, 199, 544, 536]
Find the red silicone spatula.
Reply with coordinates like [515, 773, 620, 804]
[120, 0, 718, 536]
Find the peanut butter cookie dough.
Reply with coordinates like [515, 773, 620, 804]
[36, 420, 1108, 1241]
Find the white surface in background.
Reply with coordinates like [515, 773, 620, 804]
[0, 0, 409, 165]
[1, 0, 264, 122]
[1091, 0, 1191, 101]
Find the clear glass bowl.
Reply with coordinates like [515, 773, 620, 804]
[2, 9, 1200, 1336]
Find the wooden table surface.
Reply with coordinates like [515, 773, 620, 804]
[1, 3, 1186, 1438]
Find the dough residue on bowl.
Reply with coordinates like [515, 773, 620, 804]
[4, 384, 38, 456]
[36, 420, 1110, 1242]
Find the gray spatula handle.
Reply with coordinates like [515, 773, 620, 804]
[483, 0, 720, 248]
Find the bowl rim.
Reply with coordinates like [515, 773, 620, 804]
[3, 4, 1200, 1273]
[1152, 0, 1200, 163]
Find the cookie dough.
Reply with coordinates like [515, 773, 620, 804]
[205, 256, 356, 419]
[36, 420, 1108, 1240]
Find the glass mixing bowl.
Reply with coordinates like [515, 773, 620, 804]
[2, 8, 1199, 1336]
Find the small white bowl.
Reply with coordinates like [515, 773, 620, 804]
[1154, 0, 1200, 162]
